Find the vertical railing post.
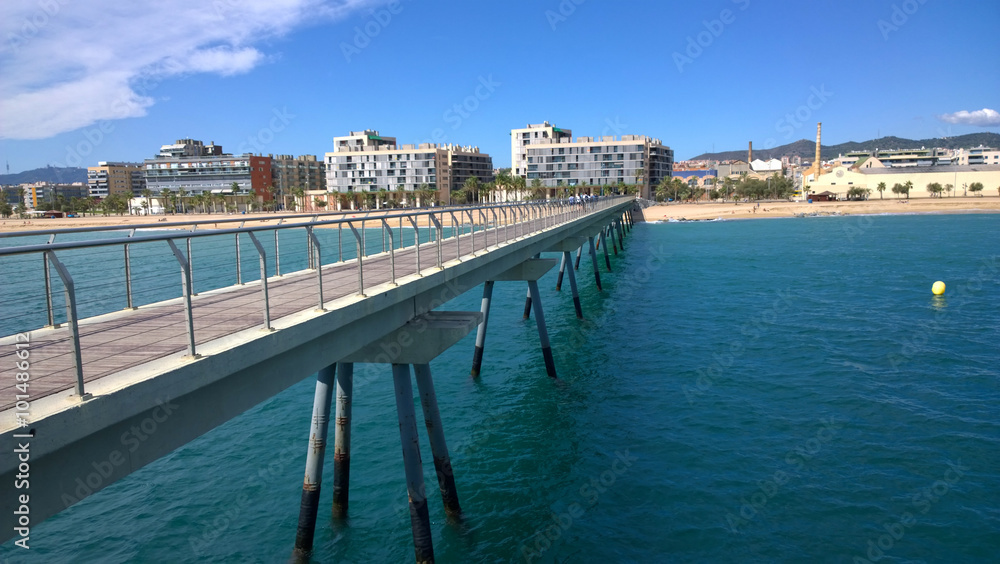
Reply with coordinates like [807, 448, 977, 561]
[247, 232, 271, 330]
[235, 233, 242, 284]
[43, 240, 56, 328]
[406, 216, 421, 276]
[45, 251, 88, 398]
[166, 239, 198, 358]
[186, 235, 196, 295]
[382, 218, 396, 285]
[429, 213, 443, 270]
[307, 227, 324, 310]
[347, 222, 365, 296]
[274, 225, 282, 276]
[124, 228, 136, 309]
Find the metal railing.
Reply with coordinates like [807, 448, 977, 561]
[0, 196, 633, 399]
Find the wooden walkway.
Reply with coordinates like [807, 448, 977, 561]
[0, 218, 548, 412]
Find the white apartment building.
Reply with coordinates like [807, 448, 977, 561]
[511, 122, 572, 178]
[325, 130, 493, 202]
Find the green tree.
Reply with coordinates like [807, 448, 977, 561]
[141, 188, 153, 214]
[635, 167, 645, 199]
[891, 183, 905, 198]
[876, 181, 887, 200]
[926, 182, 944, 198]
[655, 177, 670, 202]
[313, 196, 328, 209]
[944, 183, 954, 198]
[529, 178, 545, 201]
[512, 175, 526, 201]
[463, 176, 480, 204]
[903, 180, 913, 198]
[177, 188, 189, 213]
[291, 187, 305, 211]
[969, 181, 984, 196]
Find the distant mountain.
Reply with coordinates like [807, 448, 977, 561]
[0, 166, 88, 185]
[689, 132, 1000, 162]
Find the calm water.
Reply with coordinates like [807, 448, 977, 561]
[3, 213, 999, 563]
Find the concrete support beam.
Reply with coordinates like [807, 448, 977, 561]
[391, 364, 434, 563]
[413, 364, 461, 518]
[331, 362, 353, 518]
[493, 258, 557, 282]
[470, 282, 494, 378]
[342, 312, 482, 365]
[293, 363, 336, 558]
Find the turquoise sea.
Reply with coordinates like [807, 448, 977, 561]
[2, 213, 999, 563]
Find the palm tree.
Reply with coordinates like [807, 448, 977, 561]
[512, 175, 526, 201]
[177, 188, 189, 213]
[141, 188, 153, 213]
[876, 182, 886, 200]
[291, 187, 305, 212]
[159, 188, 172, 214]
[463, 176, 480, 204]
[635, 167, 645, 199]
[494, 169, 511, 203]
[903, 180, 913, 199]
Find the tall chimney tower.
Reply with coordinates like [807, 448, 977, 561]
[814, 122, 822, 178]
[748, 141, 753, 163]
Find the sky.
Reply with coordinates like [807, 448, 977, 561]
[1, 0, 998, 174]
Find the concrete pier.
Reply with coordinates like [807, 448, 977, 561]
[331, 362, 353, 518]
[391, 364, 435, 563]
[293, 363, 336, 558]
[470, 281, 494, 378]
[414, 363, 461, 518]
[527, 280, 557, 378]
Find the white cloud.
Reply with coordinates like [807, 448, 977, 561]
[0, 0, 383, 140]
[937, 108, 1000, 127]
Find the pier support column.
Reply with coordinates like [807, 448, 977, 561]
[616, 220, 625, 249]
[522, 287, 532, 320]
[470, 281, 494, 378]
[527, 280, 557, 378]
[392, 364, 435, 564]
[293, 363, 336, 558]
[588, 236, 603, 291]
[600, 230, 612, 272]
[413, 364, 462, 518]
[564, 250, 583, 319]
[575, 245, 583, 270]
[331, 362, 353, 518]
[555, 252, 567, 291]
[609, 224, 619, 255]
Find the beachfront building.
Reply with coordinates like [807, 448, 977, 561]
[951, 146, 1000, 166]
[523, 133, 673, 199]
[834, 148, 951, 169]
[717, 160, 751, 178]
[87, 162, 145, 199]
[143, 139, 274, 205]
[20, 182, 89, 208]
[805, 164, 1000, 199]
[511, 122, 572, 179]
[270, 154, 326, 210]
[324, 130, 493, 204]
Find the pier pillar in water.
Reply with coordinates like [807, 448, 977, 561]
[616, 219, 625, 249]
[564, 251, 583, 319]
[331, 362, 353, 518]
[575, 245, 583, 270]
[588, 235, 603, 291]
[600, 229, 612, 272]
[547, 238, 585, 319]
[609, 224, 619, 255]
[391, 364, 435, 563]
[414, 363, 462, 517]
[555, 252, 567, 291]
[470, 281, 494, 378]
[522, 254, 540, 319]
[527, 280, 557, 377]
[293, 363, 336, 558]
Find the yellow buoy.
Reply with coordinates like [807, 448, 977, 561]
[932, 281, 946, 295]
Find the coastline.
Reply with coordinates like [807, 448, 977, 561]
[641, 197, 1000, 222]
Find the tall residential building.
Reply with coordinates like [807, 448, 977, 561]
[143, 139, 273, 202]
[522, 132, 673, 199]
[325, 130, 493, 201]
[952, 146, 1000, 166]
[21, 182, 89, 208]
[511, 122, 572, 178]
[88, 161, 145, 198]
[271, 154, 327, 194]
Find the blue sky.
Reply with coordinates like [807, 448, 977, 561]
[1, 0, 998, 174]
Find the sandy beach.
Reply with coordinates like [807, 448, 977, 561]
[641, 197, 1000, 222]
